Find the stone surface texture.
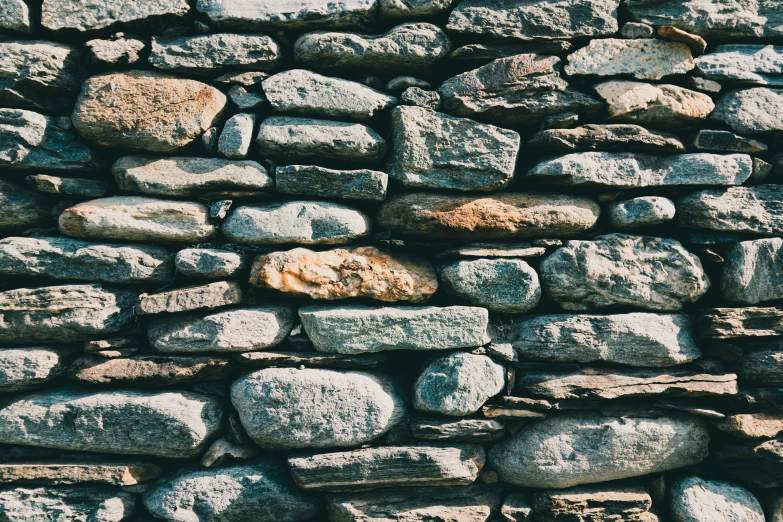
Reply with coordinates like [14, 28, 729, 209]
[565, 38, 695, 80]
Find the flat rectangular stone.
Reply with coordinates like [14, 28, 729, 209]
[234, 351, 389, 369]
[696, 45, 783, 86]
[26, 175, 108, 197]
[700, 307, 783, 339]
[437, 243, 546, 259]
[0, 461, 162, 486]
[482, 405, 546, 419]
[678, 186, 783, 235]
[68, 355, 234, 386]
[275, 165, 388, 201]
[137, 281, 242, 315]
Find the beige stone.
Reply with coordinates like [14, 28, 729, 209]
[0, 462, 162, 486]
[717, 413, 783, 439]
[565, 38, 694, 80]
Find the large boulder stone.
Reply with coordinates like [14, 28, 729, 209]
[511, 313, 700, 367]
[68, 355, 234, 386]
[565, 38, 694, 80]
[489, 412, 709, 488]
[196, 0, 377, 30]
[0, 486, 137, 522]
[41, 0, 190, 32]
[377, 193, 600, 241]
[528, 124, 685, 153]
[439, 258, 540, 313]
[231, 368, 405, 449]
[149, 34, 282, 75]
[711, 88, 783, 134]
[249, 247, 438, 303]
[0, 284, 136, 344]
[0, 0, 31, 32]
[0, 389, 223, 457]
[696, 45, 783, 86]
[71, 71, 227, 152]
[540, 234, 710, 311]
[0, 347, 73, 392]
[299, 304, 490, 354]
[388, 106, 520, 192]
[677, 186, 783, 235]
[275, 165, 388, 201]
[0, 179, 53, 230]
[0, 461, 162, 486]
[670, 477, 765, 522]
[723, 238, 783, 304]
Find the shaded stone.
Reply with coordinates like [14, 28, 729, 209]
[0, 347, 73, 392]
[409, 417, 507, 442]
[715, 438, 783, 488]
[730, 388, 783, 413]
[149, 306, 294, 353]
[700, 307, 783, 339]
[388, 106, 520, 192]
[228, 85, 266, 110]
[489, 412, 709, 488]
[400, 87, 440, 110]
[68, 355, 234, 386]
[137, 281, 242, 315]
[670, 477, 765, 522]
[691, 130, 768, 154]
[85, 35, 147, 66]
[502, 493, 533, 522]
[723, 238, 783, 304]
[0, 486, 137, 522]
[677, 185, 783, 235]
[0, 236, 174, 284]
[26, 175, 108, 196]
[0, 0, 31, 32]
[739, 348, 783, 385]
[658, 26, 707, 54]
[249, 246, 437, 303]
[438, 54, 603, 128]
[711, 88, 783, 135]
[540, 234, 710, 311]
[0, 389, 223, 457]
[717, 413, 783, 439]
[565, 38, 694, 80]
[610, 197, 676, 228]
[41, 0, 190, 32]
[696, 45, 783, 86]
[528, 124, 685, 153]
[289, 444, 485, 491]
[449, 41, 572, 65]
[149, 34, 282, 75]
[439, 258, 540, 313]
[201, 437, 259, 468]
[689, 77, 722, 93]
[276, 165, 388, 201]
[0, 461, 161, 486]
[235, 351, 389, 370]
[218, 113, 255, 159]
[378, 192, 600, 241]
[142, 461, 321, 522]
[175, 248, 245, 278]
[293, 23, 451, 74]
[0, 179, 53, 230]
[379, 0, 453, 20]
[0, 284, 136, 344]
[196, 0, 377, 31]
[532, 484, 655, 521]
[71, 71, 227, 152]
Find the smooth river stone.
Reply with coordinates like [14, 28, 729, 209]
[0, 347, 73, 392]
[723, 238, 783, 305]
[196, 0, 378, 30]
[41, 0, 190, 32]
[677, 186, 783, 235]
[149, 34, 282, 75]
[711, 87, 783, 135]
[275, 165, 388, 201]
[231, 368, 405, 449]
[565, 38, 694, 80]
[696, 45, 783, 86]
[438, 258, 540, 313]
[299, 304, 490, 354]
[489, 412, 709, 488]
[0, 389, 223, 457]
[528, 124, 685, 153]
[0, 486, 137, 522]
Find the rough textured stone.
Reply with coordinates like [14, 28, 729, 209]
[289, 444, 485, 491]
[439, 243, 545, 259]
[448, 41, 572, 64]
[502, 493, 533, 522]
[256, 116, 386, 164]
[0, 389, 223, 457]
[565, 38, 694, 80]
[670, 477, 765, 522]
[700, 307, 783, 339]
[378, 193, 600, 240]
[388, 106, 520, 192]
[717, 413, 783, 439]
[0, 486, 137, 522]
[235, 351, 389, 370]
[447, 0, 619, 41]
[691, 130, 768, 154]
[0, 347, 72, 392]
[439, 258, 540, 313]
[379, 0, 452, 20]
[677, 186, 783, 235]
[410, 417, 507, 442]
[299, 304, 490, 354]
[196, 0, 377, 31]
[711, 88, 783, 135]
[294, 23, 451, 74]
[200, 437, 258, 468]
[143, 461, 321, 522]
[149, 306, 294, 353]
[175, 248, 245, 278]
[85, 35, 147, 66]
[26, 174, 108, 196]
[0, 0, 31, 32]
[659, 25, 707, 54]
[72, 71, 227, 152]
[223, 201, 371, 245]
[250, 246, 437, 303]
[231, 368, 405, 449]
[0, 236, 174, 284]
[263, 69, 396, 121]
[610, 197, 676, 228]
[136, 281, 242, 315]
[723, 238, 783, 304]
[715, 438, 783, 488]
[228, 85, 266, 110]
[276, 165, 388, 201]
[0, 284, 136, 344]
[528, 124, 685, 153]
[0, 179, 53, 230]
[41, 0, 190, 32]
[218, 113, 255, 159]
[739, 348, 783, 385]
[438, 54, 603, 128]
[511, 313, 700, 367]
[696, 45, 783, 86]
[0, 461, 161, 486]
[532, 484, 655, 522]
[149, 34, 282, 75]
[489, 412, 709, 488]
[68, 355, 234, 386]
[400, 87, 439, 109]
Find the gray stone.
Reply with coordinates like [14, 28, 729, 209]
[677, 185, 783, 235]
[689, 77, 722, 94]
[0, 41, 82, 113]
[293, 23, 451, 74]
[201, 437, 259, 468]
[610, 197, 676, 228]
[379, 0, 452, 20]
[148, 306, 294, 353]
[511, 313, 701, 367]
[0, 0, 31, 32]
[218, 113, 255, 159]
[413, 352, 505, 416]
[26, 174, 108, 196]
[696, 45, 783, 86]
[0, 179, 54, 230]
[0, 389, 223, 457]
[300, 304, 490, 354]
[256, 116, 386, 164]
[113, 156, 273, 197]
[149, 34, 282, 75]
[136, 281, 242, 315]
[276, 165, 388, 201]
[59, 196, 218, 243]
[670, 477, 765, 522]
[386, 76, 431, 92]
[528, 152, 751, 188]
[388, 106, 520, 192]
[532, 485, 655, 522]
[621, 22, 654, 38]
[739, 348, 783, 385]
[700, 307, 783, 339]
[288, 444, 485, 491]
[263, 69, 396, 121]
[196, 0, 377, 31]
[715, 438, 783, 488]
[438, 243, 545, 259]
[235, 351, 389, 370]
[0, 461, 162, 486]
[502, 493, 533, 522]
[400, 87, 440, 110]
[0, 109, 97, 171]
[0, 347, 73, 392]
[528, 124, 685, 153]
[439, 258, 540, 313]
[447, 0, 619, 41]
[0, 284, 137, 344]
[750, 157, 774, 183]
[658, 26, 708, 55]
[41, 0, 190, 32]
[691, 130, 768, 154]
[0, 487, 137, 522]
[175, 248, 245, 278]
[565, 38, 694, 80]
[489, 412, 709, 488]
[449, 41, 572, 65]
[85, 35, 147, 66]
[68, 354, 233, 386]
[222, 201, 371, 245]
[438, 54, 603, 128]
[227, 85, 266, 110]
[723, 238, 783, 304]
[711, 88, 783, 134]
[409, 417, 507, 442]
[0, 236, 174, 284]
[231, 368, 405, 449]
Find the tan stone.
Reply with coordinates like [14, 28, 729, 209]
[658, 26, 707, 54]
[717, 413, 783, 439]
[0, 461, 162, 486]
[72, 70, 226, 152]
[68, 355, 234, 386]
[250, 247, 438, 303]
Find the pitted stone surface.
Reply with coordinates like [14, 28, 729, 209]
[565, 38, 695, 80]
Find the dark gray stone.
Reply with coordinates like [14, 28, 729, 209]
[696, 45, 783, 86]
[439, 258, 540, 313]
[26, 175, 108, 196]
[275, 165, 388, 201]
[0, 179, 53, 231]
[448, 41, 572, 65]
[691, 130, 768, 154]
[0, 486, 137, 522]
[0, 347, 73, 392]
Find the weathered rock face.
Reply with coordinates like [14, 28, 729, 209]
[217, 112, 255, 159]
[677, 186, 783, 235]
[175, 248, 246, 278]
[610, 196, 676, 228]
[231, 368, 405, 449]
[137, 281, 242, 315]
[739, 348, 783, 385]
[299, 304, 490, 354]
[565, 38, 694, 80]
[439, 258, 540, 313]
[378, 193, 600, 240]
[489, 412, 709, 488]
[691, 130, 768, 154]
[717, 413, 783, 439]
[0, 389, 223, 457]
[276, 165, 388, 201]
[0, 0, 31, 32]
[670, 477, 765, 522]
[511, 313, 700, 367]
[0, 486, 137, 522]
[143, 462, 321, 522]
[700, 307, 783, 339]
[0, 461, 162, 486]
[149, 34, 282, 75]
[540, 234, 710, 311]
[196, 0, 377, 30]
[723, 238, 783, 304]
[696, 45, 783, 86]
[0, 347, 73, 392]
[715, 438, 783, 488]
[69, 355, 234, 386]
[0, 179, 53, 231]
[528, 124, 685, 153]
[249, 247, 438, 303]
[85, 35, 147, 66]
[711, 88, 783, 135]
[532, 484, 655, 522]
[388, 106, 520, 192]
[410, 417, 506, 442]
[27, 174, 107, 196]
[41, 0, 190, 32]
[72, 71, 227, 152]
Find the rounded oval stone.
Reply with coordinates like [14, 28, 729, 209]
[231, 368, 406, 449]
[670, 476, 765, 522]
[439, 258, 540, 313]
[0, 347, 72, 392]
[609, 196, 676, 229]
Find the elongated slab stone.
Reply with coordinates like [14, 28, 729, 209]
[566, 38, 693, 80]
[235, 351, 388, 370]
[0, 486, 137, 522]
[0, 347, 73, 392]
[700, 307, 783, 339]
[68, 355, 234, 386]
[137, 281, 242, 315]
[0, 389, 223, 457]
[739, 348, 783, 385]
[41, 0, 190, 32]
[528, 124, 685, 153]
[0, 179, 52, 230]
[691, 130, 768, 154]
[696, 45, 783, 86]
[711, 88, 783, 135]
[149, 34, 282, 75]
[289, 444, 485, 491]
[723, 238, 783, 304]
[275, 165, 388, 201]
[532, 485, 655, 521]
[677, 186, 783, 235]
[196, 0, 377, 30]
[0, 461, 161, 486]
[26, 174, 107, 197]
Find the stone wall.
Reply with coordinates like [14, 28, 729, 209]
[0, 0, 782, 520]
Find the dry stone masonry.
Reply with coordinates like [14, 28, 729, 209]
[0, 0, 782, 521]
